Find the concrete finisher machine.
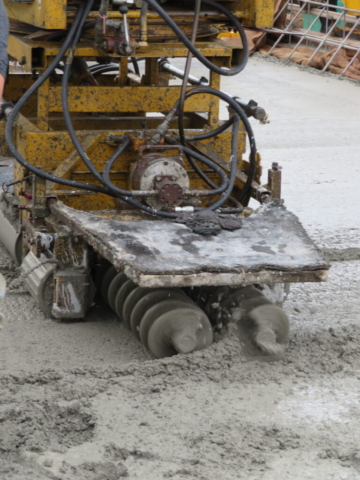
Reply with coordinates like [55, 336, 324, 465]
[0, 0, 329, 358]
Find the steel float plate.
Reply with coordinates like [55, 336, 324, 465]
[51, 201, 329, 288]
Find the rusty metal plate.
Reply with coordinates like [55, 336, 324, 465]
[51, 201, 329, 288]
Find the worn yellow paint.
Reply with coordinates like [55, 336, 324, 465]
[4, 74, 37, 116]
[48, 86, 218, 114]
[13, 114, 249, 212]
[7, 36, 35, 73]
[0, 122, 8, 156]
[238, 0, 275, 28]
[50, 135, 102, 190]
[25, 4, 267, 29]
[37, 77, 50, 131]
[7, 0, 274, 216]
[5, 0, 67, 30]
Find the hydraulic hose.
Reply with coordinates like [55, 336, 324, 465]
[4, 4, 116, 197]
[206, 115, 239, 210]
[62, 0, 111, 190]
[62, 6, 228, 204]
[184, 117, 234, 142]
[143, 0, 249, 76]
[6, 1, 253, 218]
[183, 87, 257, 203]
[177, 0, 202, 184]
[165, 116, 240, 210]
[89, 63, 119, 74]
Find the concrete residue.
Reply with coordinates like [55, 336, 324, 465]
[1, 56, 360, 480]
[1, 236, 360, 479]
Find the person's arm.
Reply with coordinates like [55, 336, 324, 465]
[0, 75, 5, 99]
[0, 0, 9, 99]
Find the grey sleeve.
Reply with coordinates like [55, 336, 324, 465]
[0, 0, 9, 79]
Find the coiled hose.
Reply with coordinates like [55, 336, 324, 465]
[5, 0, 256, 217]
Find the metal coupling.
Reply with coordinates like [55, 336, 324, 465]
[175, 206, 194, 213]
[150, 105, 178, 144]
[233, 98, 269, 124]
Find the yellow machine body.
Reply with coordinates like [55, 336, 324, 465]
[0, 0, 328, 358]
[3, 1, 274, 213]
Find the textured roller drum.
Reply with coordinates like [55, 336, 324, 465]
[129, 288, 189, 339]
[114, 279, 137, 324]
[100, 265, 118, 302]
[221, 286, 289, 358]
[123, 286, 168, 333]
[139, 298, 194, 348]
[107, 272, 127, 312]
[147, 306, 213, 358]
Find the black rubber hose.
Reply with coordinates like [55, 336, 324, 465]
[183, 87, 257, 202]
[165, 136, 229, 195]
[205, 116, 239, 210]
[143, 0, 248, 76]
[4, 5, 115, 197]
[177, 0, 202, 184]
[61, 9, 227, 202]
[166, 116, 240, 210]
[90, 59, 140, 75]
[101, 134, 234, 219]
[92, 65, 123, 75]
[90, 63, 119, 74]
[184, 117, 234, 142]
[61, 0, 113, 190]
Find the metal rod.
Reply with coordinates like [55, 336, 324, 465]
[291, 1, 360, 22]
[159, 59, 209, 86]
[267, 2, 308, 56]
[322, 17, 360, 72]
[305, 10, 346, 67]
[262, 28, 360, 52]
[341, 48, 360, 76]
[139, 1, 148, 46]
[287, 6, 325, 61]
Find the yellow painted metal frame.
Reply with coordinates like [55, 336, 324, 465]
[5, 1, 274, 30]
[4, 0, 274, 215]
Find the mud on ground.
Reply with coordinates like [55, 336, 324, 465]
[1, 240, 360, 480]
[1, 57, 360, 480]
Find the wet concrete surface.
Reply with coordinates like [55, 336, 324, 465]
[1, 57, 360, 479]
